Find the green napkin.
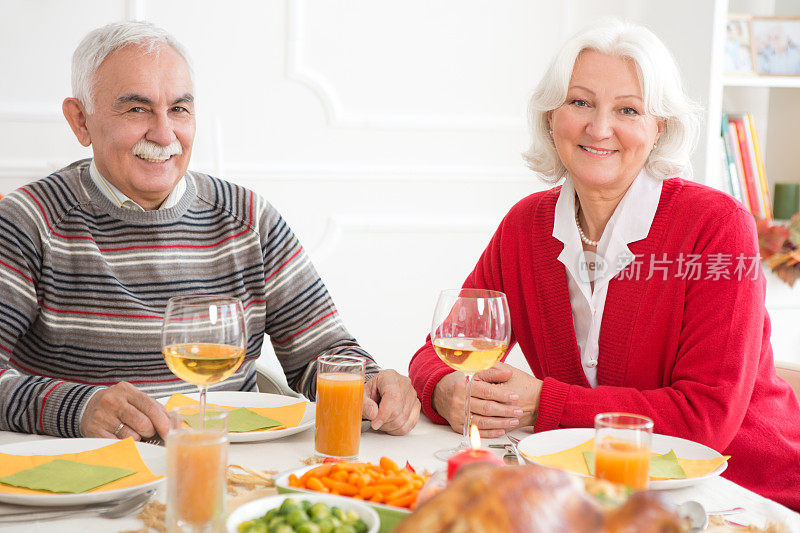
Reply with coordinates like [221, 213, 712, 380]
[184, 407, 282, 432]
[0, 459, 136, 493]
[583, 452, 596, 475]
[649, 450, 687, 479]
[583, 450, 687, 479]
[227, 408, 281, 432]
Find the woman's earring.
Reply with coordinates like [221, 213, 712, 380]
[549, 129, 554, 136]
[653, 143, 658, 149]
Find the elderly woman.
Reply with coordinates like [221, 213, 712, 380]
[408, 20, 800, 509]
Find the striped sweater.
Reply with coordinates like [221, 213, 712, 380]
[0, 159, 378, 437]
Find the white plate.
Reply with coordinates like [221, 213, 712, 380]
[226, 493, 379, 533]
[516, 428, 728, 490]
[157, 391, 315, 443]
[0, 438, 165, 506]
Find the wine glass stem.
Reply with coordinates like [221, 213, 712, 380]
[198, 385, 208, 428]
[462, 372, 475, 445]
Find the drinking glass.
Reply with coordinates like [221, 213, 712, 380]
[594, 412, 653, 490]
[162, 295, 247, 416]
[314, 355, 366, 459]
[166, 406, 228, 533]
[431, 288, 511, 460]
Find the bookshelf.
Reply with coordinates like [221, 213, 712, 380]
[708, 0, 800, 198]
[707, 0, 800, 365]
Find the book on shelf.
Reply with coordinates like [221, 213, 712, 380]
[747, 115, 772, 220]
[721, 113, 772, 220]
[720, 112, 744, 203]
[726, 119, 751, 209]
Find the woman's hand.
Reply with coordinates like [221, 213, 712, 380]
[432, 362, 541, 438]
[474, 362, 542, 427]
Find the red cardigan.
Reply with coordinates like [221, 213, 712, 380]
[409, 178, 800, 510]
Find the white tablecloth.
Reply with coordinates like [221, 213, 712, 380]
[0, 417, 798, 532]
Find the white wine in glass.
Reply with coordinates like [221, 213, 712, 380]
[431, 288, 511, 460]
[162, 295, 247, 416]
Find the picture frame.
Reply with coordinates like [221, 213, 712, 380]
[750, 16, 800, 76]
[725, 15, 756, 75]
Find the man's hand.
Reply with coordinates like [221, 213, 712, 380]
[80, 381, 169, 440]
[362, 370, 420, 435]
[432, 362, 542, 438]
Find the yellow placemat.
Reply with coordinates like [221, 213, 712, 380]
[0, 438, 161, 495]
[163, 394, 307, 431]
[520, 438, 729, 479]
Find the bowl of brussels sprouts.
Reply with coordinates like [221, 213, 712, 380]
[227, 493, 380, 533]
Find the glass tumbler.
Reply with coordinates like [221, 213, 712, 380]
[594, 412, 653, 490]
[314, 355, 365, 459]
[166, 406, 229, 533]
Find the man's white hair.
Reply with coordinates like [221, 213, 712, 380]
[71, 21, 193, 113]
[522, 18, 702, 182]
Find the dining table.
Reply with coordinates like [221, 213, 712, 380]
[0, 415, 798, 533]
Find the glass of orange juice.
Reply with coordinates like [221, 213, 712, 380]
[166, 406, 228, 533]
[315, 355, 365, 459]
[594, 412, 653, 490]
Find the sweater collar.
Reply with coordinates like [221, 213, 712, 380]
[79, 162, 197, 223]
[89, 159, 188, 212]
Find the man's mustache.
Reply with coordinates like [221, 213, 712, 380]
[132, 139, 182, 159]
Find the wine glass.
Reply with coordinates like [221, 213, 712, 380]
[431, 288, 511, 460]
[161, 295, 247, 417]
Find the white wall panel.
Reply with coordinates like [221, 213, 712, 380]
[4, 1, 788, 379]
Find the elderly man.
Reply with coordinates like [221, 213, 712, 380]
[0, 21, 419, 440]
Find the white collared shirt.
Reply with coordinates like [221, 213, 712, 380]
[89, 160, 187, 211]
[552, 171, 662, 387]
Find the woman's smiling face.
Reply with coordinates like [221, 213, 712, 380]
[549, 50, 663, 195]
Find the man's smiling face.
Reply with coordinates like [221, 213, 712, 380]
[82, 44, 195, 209]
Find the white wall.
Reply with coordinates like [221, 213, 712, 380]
[6, 1, 789, 375]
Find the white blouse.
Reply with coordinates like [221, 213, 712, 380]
[552, 171, 662, 387]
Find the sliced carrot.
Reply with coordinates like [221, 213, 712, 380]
[331, 470, 349, 482]
[386, 492, 416, 509]
[371, 484, 398, 494]
[300, 463, 333, 484]
[296, 458, 425, 508]
[336, 462, 369, 471]
[307, 477, 328, 493]
[387, 485, 413, 500]
[359, 485, 378, 499]
[320, 478, 359, 496]
[380, 456, 400, 472]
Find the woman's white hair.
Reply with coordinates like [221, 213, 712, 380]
[71, 21, 193, 113]
[522, 18, 702, 182]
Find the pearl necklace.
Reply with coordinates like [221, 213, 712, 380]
[575, 209, 599, 247]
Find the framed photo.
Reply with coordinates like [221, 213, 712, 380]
[751, 16, 800, 76]
[725, 15, 755, 75]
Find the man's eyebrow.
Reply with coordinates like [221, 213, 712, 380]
[172, 93, 194, 105]
[112, 93, 195, 106]
[114, 94, 153, 106]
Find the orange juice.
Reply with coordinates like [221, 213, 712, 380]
[167, 430, 227, 526]
[315, 372, 364, 458]
[595, 437, 650, 490]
